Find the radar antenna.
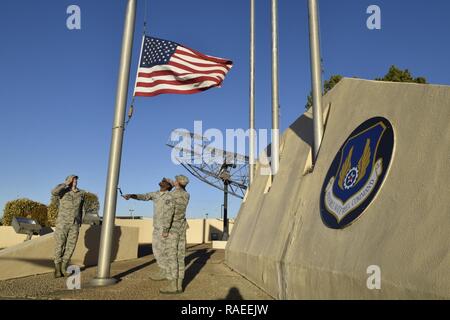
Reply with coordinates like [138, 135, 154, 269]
[167, 130, 249, 240]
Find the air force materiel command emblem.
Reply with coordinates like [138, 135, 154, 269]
[320, 117, 394, 229]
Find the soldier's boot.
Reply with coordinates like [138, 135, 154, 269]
[54, 262, 63, 278]
[177, 278, 184, 293]
[159, 279, 179, 294]
[61, 261, 70, 277]
[149, 269, 167, 281]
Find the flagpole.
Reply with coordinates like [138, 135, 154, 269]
[249, 0, 256, 185]
[90, 0, 136, 287]
[271, 0, 280, 176]
[308, 0, 324, 162]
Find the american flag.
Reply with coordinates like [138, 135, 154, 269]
[133, 36, 233, 97]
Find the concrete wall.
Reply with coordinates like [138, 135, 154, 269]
[0, 218, 233, 250]
[0, 227, 39, 249]
[225, 79, 450, 299]
[0, 225, 138, 281]
[115, 218, 234, 244]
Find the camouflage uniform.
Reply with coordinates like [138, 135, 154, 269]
[134, 191, 173, 274]
[51, 182, 86, 264]
[161, 188, 190, 281]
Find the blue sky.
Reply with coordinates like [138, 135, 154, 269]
[1, 0, 449, 220]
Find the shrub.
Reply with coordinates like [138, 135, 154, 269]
[84, 192, 100, 216]
[47, 195, 59, 227]
[2, 198, 48, 226]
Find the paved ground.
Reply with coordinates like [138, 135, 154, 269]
[0, 244, 272, 300]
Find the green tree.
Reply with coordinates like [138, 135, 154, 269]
[2, 199, 48, 226]
[306, 75, 343, 110]
[47, 195, 59, 226]
[84, 192, 100, 217]
[375, 65, 427, 84]
[305, 66, 427, 110]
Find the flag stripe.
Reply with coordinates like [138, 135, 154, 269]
[172, 53, 230, 69]
[173, 49, 219, 65]
[136, 76, 221, 88]
[138, 64, 227, 77]
[168, 61, 228, 77]
[135, 81, 219, 93]
[135, 87, 211, 97]
[136, 73, 224, 84]
[177, 46, 232, 65]
[170, 56, 230, 73]
[137, 69, 225, 81]
[175, 49, 220, 62]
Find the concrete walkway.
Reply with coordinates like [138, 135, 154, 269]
[0, 244, 272, 300]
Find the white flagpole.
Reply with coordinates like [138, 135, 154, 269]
[308, 0, 324, 161]
[249, 0, 256, 185]
[90, 0, 137, 287]
[271, 0, 280, 176]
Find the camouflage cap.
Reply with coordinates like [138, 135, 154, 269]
[65, 175, 79, 183]
[162, 177, 173, 186]
[175, 175, 189, 187]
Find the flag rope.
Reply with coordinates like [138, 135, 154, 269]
[125, 0, 148, 129]
[143, 0, 148, 35]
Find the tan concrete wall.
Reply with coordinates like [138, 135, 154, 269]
[226, 79, 450, 299]
[115, 218, 234, 244]
[0, 227, 39, 248]
[115, 219, 153, 244]
[0, 225, 138, 281]
[0, 218, 234, 250]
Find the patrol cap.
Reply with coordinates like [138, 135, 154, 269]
[175, 175, 189, 187]
[162, 177, 173, 186]
[65, 175, 79, 182]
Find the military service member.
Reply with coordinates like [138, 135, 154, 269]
[51, 175, 86, 278]
[123, 178, 174, 281]
[159, 175, 190, 294]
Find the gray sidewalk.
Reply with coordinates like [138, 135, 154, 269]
[0, 244, 272, 300]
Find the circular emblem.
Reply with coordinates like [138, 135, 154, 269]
[343, 167, 359, 190]
[320, 117, 394, 229]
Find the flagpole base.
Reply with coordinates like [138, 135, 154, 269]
[89, 277, 118, 287]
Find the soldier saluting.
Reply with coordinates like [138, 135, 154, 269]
[122, 178, 174, 281]
[51, 175, 86, 278]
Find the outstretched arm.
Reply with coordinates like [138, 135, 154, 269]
[123, 192, 158, 201]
